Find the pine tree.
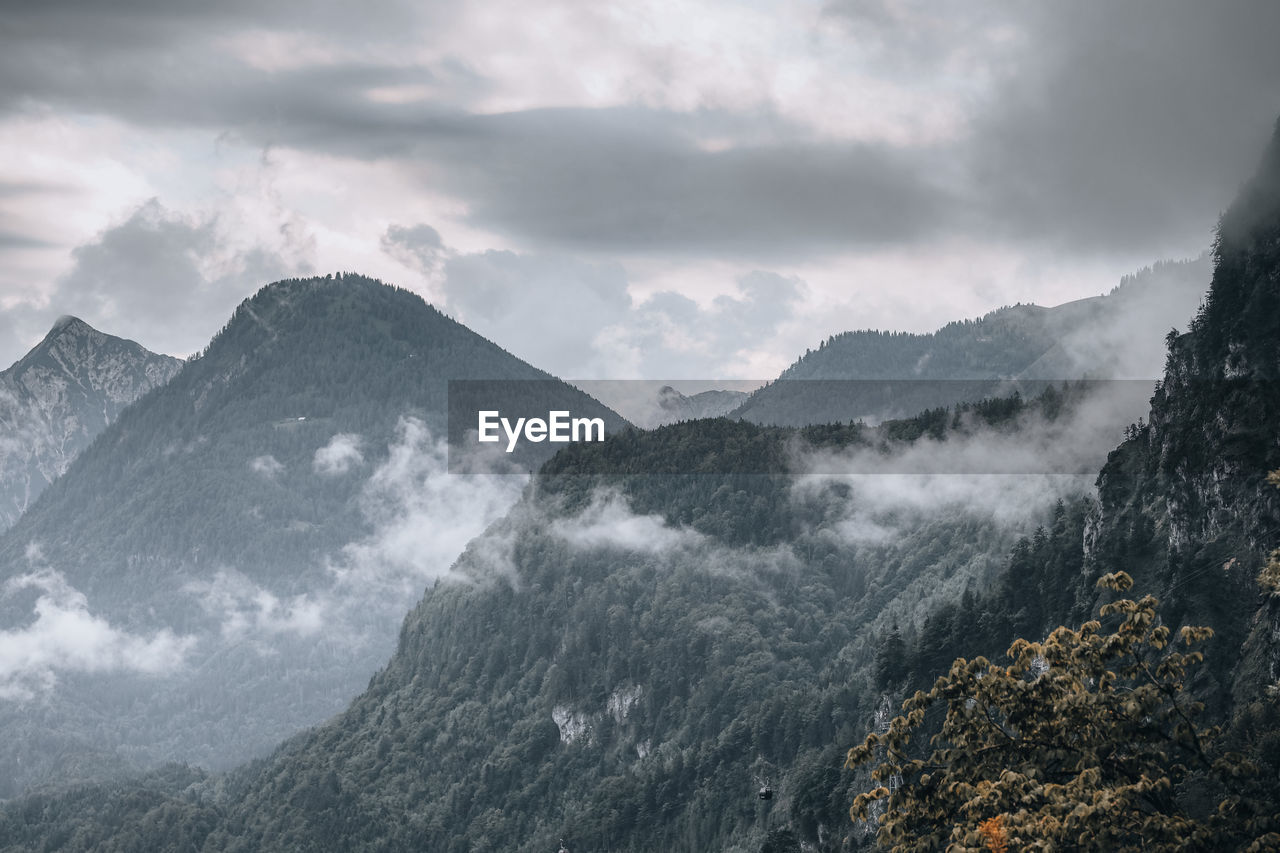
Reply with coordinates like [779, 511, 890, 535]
[874, 625, 909, 689]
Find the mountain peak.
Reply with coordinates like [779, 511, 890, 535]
[1184, 114, 1280, 378]
[10, 316, 100, 371]
[50, 314, 87, 333]
[38, 315, 98, 349]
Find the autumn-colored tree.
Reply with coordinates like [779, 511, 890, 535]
[846, 571, 1280, 851]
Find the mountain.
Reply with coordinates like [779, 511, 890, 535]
[0, 274, 627, 796]
[5, 123, 1280, 853]
[636, 385, 751, 428]
[731, 257, 1210, 427]
[0, 317, 180, 531]
[654, 386, 749, 424]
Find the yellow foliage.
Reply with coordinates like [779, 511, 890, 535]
[846, 574, 1280, 851]
[978, 814, 1009, 853]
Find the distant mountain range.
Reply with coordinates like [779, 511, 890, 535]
[0, 317, 180, 532]
[731, 256, 1210, 426]
[652, 385, 749, 425]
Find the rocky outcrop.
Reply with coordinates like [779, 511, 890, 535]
[0, 317, 181, 530]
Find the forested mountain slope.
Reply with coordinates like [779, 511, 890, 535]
[0, 273, 626, 796]
[0, 386, 1120, 851]
[0, 316, 180, 531]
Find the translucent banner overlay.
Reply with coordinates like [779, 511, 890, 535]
[448, 379, 1166, 474]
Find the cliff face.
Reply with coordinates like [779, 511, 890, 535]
[0, 317, 181, 530]
[1086, 121, 1280, 705]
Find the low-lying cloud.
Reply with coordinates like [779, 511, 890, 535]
[313, 433, 364, 475]
[0, 568, 195, 700]
[336, 417, 527, 591]
[790, 382, 1148, 541]
[186, 568, 326, 641]
[550, 490, 702, 554]
[192, 417, 527, 650]
[542, 487, 800, 581]
[248, 454, 284, 478]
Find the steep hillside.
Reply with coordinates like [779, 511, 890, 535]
[0, 273, 626, 796]
[0, 317, 180, 530]
[732, 257, 1209, 427]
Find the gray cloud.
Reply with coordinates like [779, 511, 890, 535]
[415, 110, 955, 258]
[49, 198, 308, 356]
[0, 310, 41, 370]
[438, 248, 631, 374]
[0, 181, 71, 197]
[820, 0, 1280, 253]
[1, 0, 432, 56]
[1, 0, 1277, 284]
[381, 224, 444, 276]
[964, 2, 1280, 253]
[0, 231, 55, 249]
[0, 4, 960, 259]
[710, 270, 807, 342]
[0, 3, 997, 262]
[0, 0, 482, 139]
[416, 230, 810, 378]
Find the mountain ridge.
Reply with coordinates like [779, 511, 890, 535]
[731, 257, 1211, 427]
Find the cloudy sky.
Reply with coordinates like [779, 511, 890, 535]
[1, 0, 1278, 378]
